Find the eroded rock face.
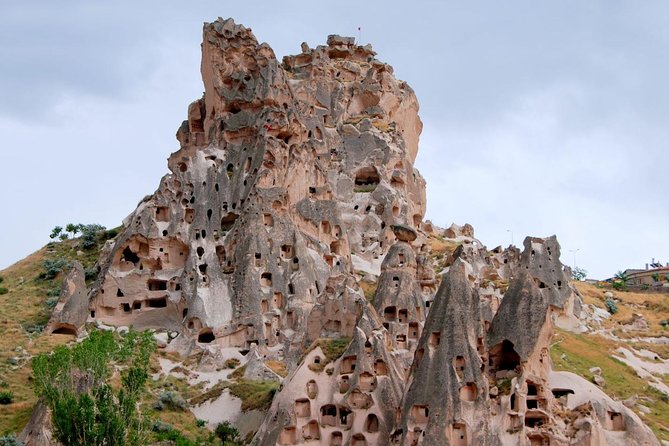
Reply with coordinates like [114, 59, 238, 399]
[88, 18, 427, 363]
[82, 17, 658, 446]
[45, 261, 88, 336]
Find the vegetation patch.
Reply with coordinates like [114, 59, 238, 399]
[265, 360, 288, 377]
[227, 380, 279, 412]
[551, 329, 669, 441]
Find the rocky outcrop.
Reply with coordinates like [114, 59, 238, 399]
[44, 261, 89, 336]
[74, 16, 659, 445]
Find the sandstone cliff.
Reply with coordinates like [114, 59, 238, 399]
[30, 17, 659, 446]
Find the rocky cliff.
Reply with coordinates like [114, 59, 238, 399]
[35, 17, 659, 446]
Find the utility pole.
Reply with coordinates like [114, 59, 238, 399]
[569, 249, 580, 269]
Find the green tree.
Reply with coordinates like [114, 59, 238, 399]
[78, 224, 107, 250]
[49, 226, 63, 240]
[32, 330, 155, 446]
[65, 223, 81, 239]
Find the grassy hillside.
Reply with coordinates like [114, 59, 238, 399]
[551, 281, 669, 441]
[0, 227, 118, 435]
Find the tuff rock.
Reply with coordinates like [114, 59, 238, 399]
[35, 17, 660, 446]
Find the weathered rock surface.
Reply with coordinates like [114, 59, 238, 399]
[44, 261, 89, 336]
[31, 16, 661, 446]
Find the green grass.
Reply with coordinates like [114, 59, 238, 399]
[551, 329, 669, 441]
[228, 380, 279, 412]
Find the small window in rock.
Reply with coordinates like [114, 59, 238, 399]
[198, 329, 215, 343]
[148, 298, 167, 308]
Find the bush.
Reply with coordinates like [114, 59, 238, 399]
[215, 421, 240, 444]
[41, 258, 70, 280]
[0, 276, 4, 283]
[224, 358, 240, 369]
[605, 297, 618, 314]
[84, 267, 99, 282]
[78, 224, 106, 250]
[612, 281, 625, 291]
[32, 329, 155, 446]
[151, 420, 173, 433]
[0, 435, 24, 446]
[0, 287, 8, 295]
[0, 390, 13, 404]
[196, 419, 206, 428]
[157, 391, 187, 411]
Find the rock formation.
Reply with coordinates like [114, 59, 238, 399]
[40, 17, 659, 445]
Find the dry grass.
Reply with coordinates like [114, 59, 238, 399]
[573, 282, 669, 338]
[359, 281, 377, 302]
[265, 360, 288, 377]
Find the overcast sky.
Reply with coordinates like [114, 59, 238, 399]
[1, 1, 667, 279]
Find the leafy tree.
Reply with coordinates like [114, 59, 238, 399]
[571, 267, 587, 281]
[652, 272, 660, 282]
[614, 270, 628, 284]
[65, 223, 80, 239]
[32, 329, 155, 446]
[49, 226, 63, 240]
[78, 224, 106, 250]
[215, 421, 241, 445]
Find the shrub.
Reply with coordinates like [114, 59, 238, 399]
[41, 258, 69, 280]
[0, 276, 4, 283]
[0, 390, 13, 404]
[215, 421, 240, 444]
[32, 329, 155, 446]
[612, 281, 625, 291]
[45, 296, 60, 310]
[157, 391, 187, 411]
[46, 285, 62, 297]
[196, 419, 206, 428]
[605, 297, 618, 314]
[0, 287, 8, 295]
[78, 224, 106, 250]
[224, 358, 240, 369]
[151, 420, 173, 433]
[0, 435, 24, 446]
[84, 267, 99, 282]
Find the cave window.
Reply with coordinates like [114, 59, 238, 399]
[133, 302, 142, 310]
[398, 308, 408, 323]
[121, 246, 140, 265]
[198, 329, 215, 343]
[221, 212, 239, 231]
[156, 206, 170, 222]
[147, 279, 168, 291]
[263, 213, 273, 226]
[260, 272, 272, 287]
[409, 322, 419, 339]
[148, 297, 167, 308]
[429, 331, 441, 347]
[121, 303, 131, 313]
[383, 306, 397, 321]
[489, 339, 521, 372]
[354, 166, 380, 191]
[116, 288, 124, 297]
